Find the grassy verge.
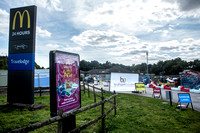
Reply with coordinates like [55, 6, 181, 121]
[0, 89, 200, 133]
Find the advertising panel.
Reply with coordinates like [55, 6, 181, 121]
[135, 83, 146, 91]
[50, 50, 81, 117]
[110, 72, 139, 92]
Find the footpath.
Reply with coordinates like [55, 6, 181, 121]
[87, 83, 200, 112]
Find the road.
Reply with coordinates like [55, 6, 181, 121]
[88, 83, 200, 112]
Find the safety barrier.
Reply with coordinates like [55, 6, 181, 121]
[147, 83, 200, 93]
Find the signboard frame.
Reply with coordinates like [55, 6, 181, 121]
[50, 50, 81, 117]
[177, 93, 193, 110]
[7, 5, 37, 104]
[110, 72, 139, 92]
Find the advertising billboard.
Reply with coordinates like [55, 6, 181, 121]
[135, 83, 146, 91]
[7, 6, 37, 104]
[110, 72, 139, 92]
[50, 50, 81, 117]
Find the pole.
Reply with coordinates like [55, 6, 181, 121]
[101, 88, 105, 133]
[38, 73, 41, 96]
[93, 85, 96, 103]
[58, 109, 76, 133]
[169, 91, 172, 106]
[114, 91, 116, 115]
[83, 82, 85, 94]
[88, 84, 90, 98]
[146, 51, 148, 74]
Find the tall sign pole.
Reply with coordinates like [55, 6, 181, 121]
[146, 51, 148, 74]
[7, 6, 37, 104]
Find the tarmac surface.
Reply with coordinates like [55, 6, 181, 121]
[87, 83, 200, 112]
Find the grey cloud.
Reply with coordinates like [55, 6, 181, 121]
[124, 50, 148, 55]
[86, 34, 122, 46]
[188, 44, 200, 50]
[163, 0, 200, 11]
[149, 55, 169, 61]
[100, 10, 113, 15]
[159, 46, 179, 51]
[177, 0, 200, 11]
[95, 35, 120, 42]
[189, 47, 195, 50]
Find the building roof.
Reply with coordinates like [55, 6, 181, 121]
[105, 66, 131, 73]
[87, 69, 106, 74]
[86, 66, 132, 74]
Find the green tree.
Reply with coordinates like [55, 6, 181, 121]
[80, 60, 91, 71]
[0, 56, 8, 70]
[102, 61, 112, 69]
[188, 60, 200, 71]
[35, 62, 44, 69]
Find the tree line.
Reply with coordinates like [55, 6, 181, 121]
[0, 56, 199, 75]
[80, 57, 200, 75]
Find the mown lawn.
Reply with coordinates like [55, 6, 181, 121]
[0, 88, 200, 133]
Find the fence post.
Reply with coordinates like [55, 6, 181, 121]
[169, 91, 172, 106]
[38, 73, 41, 96]
[88, 84, 90, 98]
[83, 82, 85, 94]
[101, 87, 105, 133]
[114, 91, 116, 115]
[58, 109, 76, 133]
[93, 85, 96, 103]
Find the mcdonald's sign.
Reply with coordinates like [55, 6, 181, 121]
[9, 6, 36, 41]
[12, 10, 30, 30]
[8, 6, 37, 104]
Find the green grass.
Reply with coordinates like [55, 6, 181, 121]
[0, 89, 200, 133]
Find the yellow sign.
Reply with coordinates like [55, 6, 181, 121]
[12, 10, 30, 30]
[135, 83, 146, 91]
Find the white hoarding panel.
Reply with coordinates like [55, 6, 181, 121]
[110, 72, 139, 92]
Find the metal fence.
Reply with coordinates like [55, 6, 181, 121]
[0, 70, 7, 87]
[0, 70, 50, 87]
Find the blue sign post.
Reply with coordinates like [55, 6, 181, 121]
[177, 93, 193, 110]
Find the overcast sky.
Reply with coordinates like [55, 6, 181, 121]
[0, 0, 200, 68]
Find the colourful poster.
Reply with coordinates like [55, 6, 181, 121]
[55, 52, 80, 113]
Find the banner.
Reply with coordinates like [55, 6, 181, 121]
[135, 83, 146, 91]
[50, 50, 81, 117]
[110, 72, 139, 92]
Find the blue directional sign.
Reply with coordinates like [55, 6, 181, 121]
[178, 93, 192, 103]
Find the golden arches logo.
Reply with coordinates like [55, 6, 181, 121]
[12, 10, 30, 30]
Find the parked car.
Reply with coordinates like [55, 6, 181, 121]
[84, 77, 94, 83]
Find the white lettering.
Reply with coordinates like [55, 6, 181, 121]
[11, 59, 30, 65]
[12, 30, 30, 37]
[12, 32, 16, 36]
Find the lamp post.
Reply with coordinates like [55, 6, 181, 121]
[146, 51, 148, 74]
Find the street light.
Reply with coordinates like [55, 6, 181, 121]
[146, 51, 148, 74]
